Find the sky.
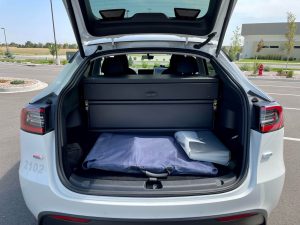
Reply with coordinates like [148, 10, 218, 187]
[0, 0, 299, 46]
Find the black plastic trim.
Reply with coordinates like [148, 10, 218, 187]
[77, 0, 222, 38]
[65, 0, 85, 57]
[68, 173, 237, 197]
[38, 210, 267, 225]
[248, 90, 272, 102]
[216, 0, 235, 57]
[55, 47, 250, 197]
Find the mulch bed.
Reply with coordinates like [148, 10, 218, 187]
[0, 77, 38, 89]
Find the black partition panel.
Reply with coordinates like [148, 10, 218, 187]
[88, 101, 214, 130]
[84, 76, 218, 131]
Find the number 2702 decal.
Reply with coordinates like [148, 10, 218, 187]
[23, 160, 45, 174]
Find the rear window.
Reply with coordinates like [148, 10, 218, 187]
[88, 0, 210, 19]
[90, 54, 213, 77]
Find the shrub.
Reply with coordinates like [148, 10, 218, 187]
[4, 51, 14, 59]
[277, 68, 283, 76]
[277, 68, 284, 73]
[252, 62, 259, 75]
[10, 80, 25, 85]
[141, 61, 148, 68]
[276, 68, 285, 76]
[254, 54, 283, 61]
[263, 66, 271, 72]
[61, 59, 68, 65]
[239, 64, 251, 71]
[153, 62, 160, 67]
[276, 68, 293, 76]
[286, 70, 294, 78]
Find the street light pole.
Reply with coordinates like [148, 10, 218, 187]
[49, 0, 59, 64]
[1, 28, 9, 54]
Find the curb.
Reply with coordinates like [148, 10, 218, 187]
[0, 80, 48, 93]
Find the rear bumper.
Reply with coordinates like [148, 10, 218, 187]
[39, 212, 266, 225]
[19, 168, 284, 222]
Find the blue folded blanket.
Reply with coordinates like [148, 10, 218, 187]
[83, 133, 218, 176]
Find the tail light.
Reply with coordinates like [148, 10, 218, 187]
[254, 102, 284, 133]
[21, 105, 51, 135]
[50, 215, 91, 223]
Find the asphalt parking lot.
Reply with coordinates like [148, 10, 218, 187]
[0, 62, 299, 225]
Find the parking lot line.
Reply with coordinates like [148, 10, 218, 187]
[268, 93, 300, 97]
[284, 137, 300, 142]
[258, 85, 300, 89]
[284, 107, 300, 111]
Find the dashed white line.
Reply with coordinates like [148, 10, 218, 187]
[284, 107, 300, 111]
[284, 137, 300, 142]
[268, 93, 300, 97]
[258, 85, 300, 89]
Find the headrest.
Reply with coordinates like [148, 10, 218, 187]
[169, 55, 198, 75]
[101, 55, 130, 76]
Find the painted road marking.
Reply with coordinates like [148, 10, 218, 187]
[284, 107, 300, 111]
[284, 137, 300, 142]
[258, 85, 300, 89]
[268, 93, 300, 97]
[0, 63, 62, 69]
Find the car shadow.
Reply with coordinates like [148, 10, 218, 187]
[0, 163, 36, 225]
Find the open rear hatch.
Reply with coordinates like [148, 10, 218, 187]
[58, 1, 248, 196]
[63, 0, 237, 56]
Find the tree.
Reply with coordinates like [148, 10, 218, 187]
[63, 43, 69, 49]
[228, 26, 242, 61]
[253, 39, 264, 73]
[256, 39, 264, 57]
[24, 41, 33, 48]
[69, 43, 78, 49]
[48, 43, 60, 59]
[284, 12, 297, 69]
[37, 42, 43, 48]
[221, 46, 230, 55]
[128, 56, 133, 67]
[45, 42, 52, 48]
[9, 42, 18, 47]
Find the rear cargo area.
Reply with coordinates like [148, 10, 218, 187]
[58, 54, 248, 196]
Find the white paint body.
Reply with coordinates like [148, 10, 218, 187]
[19, 39, 285, 221]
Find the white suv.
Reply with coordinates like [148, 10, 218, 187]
[19, 0, 285, 224]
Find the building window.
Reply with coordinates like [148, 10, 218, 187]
[294, 46, 300, 49]
[263, 45, 279, 49]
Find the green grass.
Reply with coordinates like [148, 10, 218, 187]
[270, 67, 297, 72]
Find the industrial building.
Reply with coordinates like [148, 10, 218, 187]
[241, 22, 300, 59]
